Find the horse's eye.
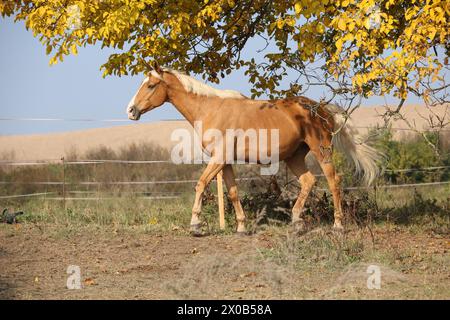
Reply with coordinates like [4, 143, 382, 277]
[148, 84, 156, 89]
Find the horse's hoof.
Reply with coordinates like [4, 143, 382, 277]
[332, 224, 345, 234]
[292, 220, 308, 235]
[189, 224, 204, 237]
[236, 231, 249, 237]
[190, 230, 204, 237]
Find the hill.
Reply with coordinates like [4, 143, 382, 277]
[0, 104, 447, 161]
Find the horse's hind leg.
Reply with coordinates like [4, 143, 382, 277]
[190, 161, 225, 236]
[285, 146, 316, 232]
[318, 160, 343, 230]
[307, 144, 344, 230]
[222, 164, 247, 234]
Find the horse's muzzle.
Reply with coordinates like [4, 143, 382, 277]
[127, 105, 141, 121]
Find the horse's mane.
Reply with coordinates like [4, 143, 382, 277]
[153, 68, 246, 100]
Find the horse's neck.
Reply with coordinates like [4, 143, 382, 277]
[167, 89, 215, 125]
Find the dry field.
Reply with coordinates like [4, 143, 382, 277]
[0, 187, 448, 300]
[0, 223, 447, 300]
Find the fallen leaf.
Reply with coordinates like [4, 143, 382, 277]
[233, 288, 246, 293]
[84, 278, 96, 286]
[239, 272, 257, 278]
[34, 277, 39, 283]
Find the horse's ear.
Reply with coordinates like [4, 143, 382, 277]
[152, 61, 162, 74]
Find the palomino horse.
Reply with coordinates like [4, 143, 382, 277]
[126, 64, 382, 235]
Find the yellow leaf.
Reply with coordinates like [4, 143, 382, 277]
[286, 18, 296, 27]
[336, 38, 343, 51]
[294, 3, 302, 15]
[343, 33, 354, 42]
[316, 24, 325, 34]
[49, 56, 58, 66]
[428, 27, 437, 40]
[348, 21, 355, 32]
[337, 19, 346, 31]
[277, 19, 285, 29]
[70, 44, 78, 55]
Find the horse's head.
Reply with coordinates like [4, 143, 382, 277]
[127, 63, 168, 121]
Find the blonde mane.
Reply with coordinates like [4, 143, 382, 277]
[152, 68, 246, 99]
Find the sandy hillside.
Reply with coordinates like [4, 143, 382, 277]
[0, 104, 448, 161]
[0, 121, 192, 161]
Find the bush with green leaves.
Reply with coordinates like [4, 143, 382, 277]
[334, 128, 450, 185]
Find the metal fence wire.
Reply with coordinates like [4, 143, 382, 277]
[0, 158, 449, 201]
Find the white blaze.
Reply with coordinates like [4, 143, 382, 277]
[127, 77, 149, 109]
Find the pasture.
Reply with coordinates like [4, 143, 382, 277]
[1, 0, 449, 302]
[0, 141, 448, 299]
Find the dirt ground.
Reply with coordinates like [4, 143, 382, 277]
[0, 223, 449, 300]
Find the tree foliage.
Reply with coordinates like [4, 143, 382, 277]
[1, 0, 448, 103]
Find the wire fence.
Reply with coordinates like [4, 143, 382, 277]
[0, 158, 449, 201]
[0, 177, 258, 186]
[0, 118, 447, 241]
[315, 180, 450, 192]
[0, 159, 173, 166]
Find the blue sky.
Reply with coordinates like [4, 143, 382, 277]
[0, 16, 420, 136]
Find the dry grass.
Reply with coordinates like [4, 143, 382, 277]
[159, 223, 449, 299]
[0, 190, 448, 299]
[1, 130, 449, 299]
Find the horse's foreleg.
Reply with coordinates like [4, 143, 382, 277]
[292, 172, 316, 223]
[222, 165, 246, 234]
[190, 161, 225, 235]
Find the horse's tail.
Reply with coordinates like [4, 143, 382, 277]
[324, 104, 383, 186]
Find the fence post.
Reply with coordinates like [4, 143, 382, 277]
[61, 157, 66, 210]
[217, 170, 225, 230]
[373, 182, 378, 214]
[285, 163, 288, 186]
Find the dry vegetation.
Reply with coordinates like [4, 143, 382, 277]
[0, 130, 449, 300]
